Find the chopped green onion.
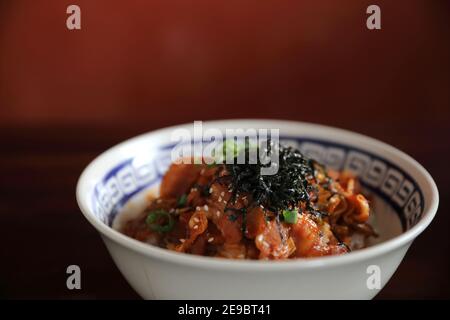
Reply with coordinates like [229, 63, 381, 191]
[177, 194, 187, 207]
[207, 162, 217, 168]
[282, 209, 298, 224]
[213, 139, 257, 163]
[145, 210, 174, 233]
[223, 139, 239, 158]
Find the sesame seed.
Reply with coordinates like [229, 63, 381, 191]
[209, 187, 213, 194]
[216, 211, 220, 217]
[193, 225, 199, 229]
[196, 206, 201, 211]
[208, 237, 214, 243]
[179, 239, 185, 243]
[220, 191, 225, 197]
[218, 196, 222, 202]
[193, 217, 199, 223]
[203, 205, 209, 211]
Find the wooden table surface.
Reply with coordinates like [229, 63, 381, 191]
[0, 120, 448, 299]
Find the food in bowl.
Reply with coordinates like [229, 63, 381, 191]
[77, 119, 439, 300]
[120, 142, 377, 259]
[77, 120, 439, 299]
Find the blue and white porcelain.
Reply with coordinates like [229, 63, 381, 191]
[76, 120, 439, 299]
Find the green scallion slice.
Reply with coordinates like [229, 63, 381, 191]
[282, 209, 298, 224]
[145, 210, 174, 233]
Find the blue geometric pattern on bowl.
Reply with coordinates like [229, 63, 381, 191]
[91, 137, 424, 231]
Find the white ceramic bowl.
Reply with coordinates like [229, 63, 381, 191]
[76, 120, 439, 299]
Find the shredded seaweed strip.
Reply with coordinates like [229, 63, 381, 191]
[223, 141, 316, 214]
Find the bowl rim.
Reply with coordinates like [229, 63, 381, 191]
[76, 119, 439, 271]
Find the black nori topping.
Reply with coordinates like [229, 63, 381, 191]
[223, 141, 316, 215]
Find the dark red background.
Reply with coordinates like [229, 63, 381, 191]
[0, 0, 449, 299]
